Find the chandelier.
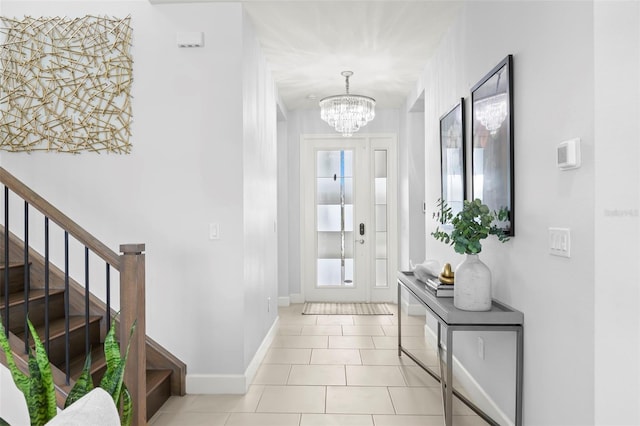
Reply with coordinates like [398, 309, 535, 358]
[474, 93, 507, 135]
[319, 71, 376, 137]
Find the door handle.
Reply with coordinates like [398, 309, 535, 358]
[356, 239, 365, 244]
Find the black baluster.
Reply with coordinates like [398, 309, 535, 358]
[106, 263, 111, 332]
[3, 186, 8, 338]
[64, 231, 70, 385]
[85, 247, 90, 357]
[23, 201, 29, 354]
[44, 217, 50, 354]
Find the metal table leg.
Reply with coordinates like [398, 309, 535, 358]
[516, 326, 524, 425]
[437, 322, 446, 417]
[437, 322, 454, 426]
[397, 278, 523, 426]
[397, 283, 402, 356]
[445, 326, 453, 426]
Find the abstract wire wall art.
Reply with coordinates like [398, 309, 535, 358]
[0, 15, 133, 153]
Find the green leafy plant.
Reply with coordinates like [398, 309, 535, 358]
[0, 320, 56, 425]
[0, 315, 135, 426]
[432, 198, 510, 254]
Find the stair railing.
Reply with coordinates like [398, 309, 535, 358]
[0, 167, 146, 426]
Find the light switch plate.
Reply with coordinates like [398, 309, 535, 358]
[209, 223, 219, 240]
[548, 227, 570, 257]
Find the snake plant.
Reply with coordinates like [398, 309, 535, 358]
[0, 315, 135, 426]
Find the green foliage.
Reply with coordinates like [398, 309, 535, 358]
[0, 320, 57, 426]
[120, 385, 133, 426]
[64, 352, 93, 408]
[99, 317, 135, 415]
[432, 198, 510, 254]
[0, 315, 136, 426]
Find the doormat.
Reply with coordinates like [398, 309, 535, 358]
[302, 303, 393, 315]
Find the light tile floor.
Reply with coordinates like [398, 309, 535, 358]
[150, 304, 489, 426]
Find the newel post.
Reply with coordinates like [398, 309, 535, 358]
[120, 244, 147, 425]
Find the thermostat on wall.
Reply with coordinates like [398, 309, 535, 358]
[557, 138, 581, 170]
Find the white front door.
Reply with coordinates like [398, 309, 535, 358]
[301, 134, 397, 302]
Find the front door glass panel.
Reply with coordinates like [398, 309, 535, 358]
[374, 149, 388, 287]
[316, 150, 354, 287]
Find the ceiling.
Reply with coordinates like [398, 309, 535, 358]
[152, 1, 462, 110]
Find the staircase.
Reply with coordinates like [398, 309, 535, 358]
[0, 168, 186, 424]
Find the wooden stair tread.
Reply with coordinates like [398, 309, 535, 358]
[65, 346, 106, 377]
[146, 369, 172, 394]
[0, 288, 65, 309]
[146, 369, 173, 420]
[0, 262, 28, 270]
[0, 173, 184, 423]
[16, 315, 102, 341]
[66, 355, 171, 398]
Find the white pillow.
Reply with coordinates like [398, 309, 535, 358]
[413, 260, 440, 283]
[45, 388, 120, 426]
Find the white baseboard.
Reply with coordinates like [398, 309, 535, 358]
[424, 323, 438, 348]
[185, 317, 279, 395]
[244, 316, 279, 389]
[289, 293, 304, 304]
[401, 297, 425, 317]
[423, 326, 514, 426]
[278, 296, 290, 307]
[185, 373, 247, 395]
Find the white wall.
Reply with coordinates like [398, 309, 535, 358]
[0, 0, 279, 398]
[406, 102, 426, 269]
[594, 2, 640, 424]
[277, 112, 290, 303]
[241, 9, 279, 370]
[420, 2, 596, 424]
[2, 1, 638, 423]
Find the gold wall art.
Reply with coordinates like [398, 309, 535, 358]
[0, 15, 133, 153]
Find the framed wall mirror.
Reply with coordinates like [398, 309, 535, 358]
[471, 54, 514, 235]
[439, 99, 466, 216]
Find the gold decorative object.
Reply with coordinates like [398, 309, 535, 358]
[0, 15, 133, 153]
[439, 263, 455, 285]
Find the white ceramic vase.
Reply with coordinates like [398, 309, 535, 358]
[454, 254, 492, 311]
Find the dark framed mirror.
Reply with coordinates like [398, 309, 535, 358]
[471, 54, 514, 235]
[439, 99, 466, 216]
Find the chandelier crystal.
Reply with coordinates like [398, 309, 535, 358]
[319, 71, 376, 137]
[475, 93, 507, 135]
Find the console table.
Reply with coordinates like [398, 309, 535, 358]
[397, 271, 524, 426]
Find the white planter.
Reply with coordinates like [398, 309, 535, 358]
[454, 254, 492, 311]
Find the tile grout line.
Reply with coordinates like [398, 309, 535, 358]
[385, 385, 398, 415]
[343, 364, 348, 387]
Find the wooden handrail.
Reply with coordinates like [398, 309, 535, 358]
[0, 167, 121, 268]
[0, 167, 149, 425]
[0, 167, 186, 426]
